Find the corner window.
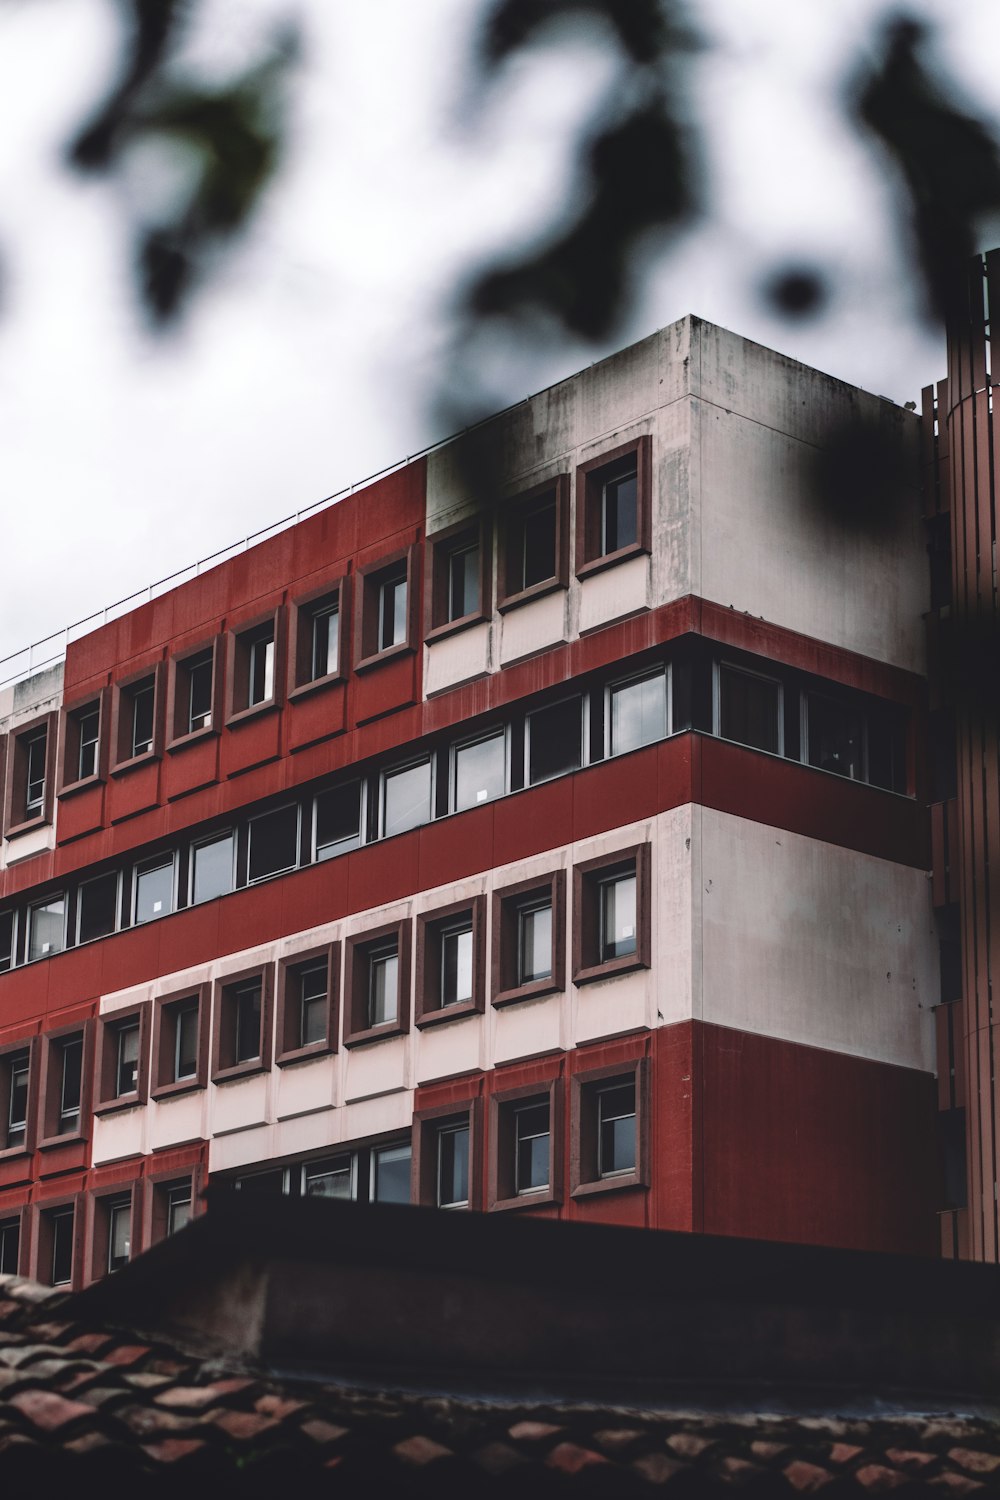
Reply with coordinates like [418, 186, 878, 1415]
[276, 944, 338, 1064]
[716, 661, 782, 755]
[152, 986, 208, 1097]
[573, 844, 651, 985]
[452, 730, 506, 812]
[381, 757, 432, 838]
[227, 611, 282, 720]
[315, 780, 362, 860]
[498, 477, 569, 609]
[247, 803, 300, 883]
[608, 668, 668, 756]
[526, 697, 582, 785]
[493, 871, 565, 1007]
[28, 893, 66, 961]
[77, 871, 120, 944]
[426, 519, 490, 639]
[416, 896, 486, 1026]
[133, 855, 174, 924]
[571, 1058, 647, 1197]
[576, 434, 651, 577]
[345, 922, 410, 1045]
[355, 548, 416, 669]
[212, 967, 273, 1081]
[190, 830, 234, 904]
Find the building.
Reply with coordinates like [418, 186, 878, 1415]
[0, 315, 943, 1290]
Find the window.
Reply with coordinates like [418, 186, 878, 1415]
[166, 1183, 192, 1235]
[39, 1030, 88, 1144]
[573, 845, 651, 985]
[0, 911, 12, 973]
[804, 691, 865, 780]
[106, 1195, 133, 1273]
[414, 1099, 480, 1210]
[345, 922, 410, 1046]
[314, 780, 362, 860]
[716, 662, 782, 755]
[571, 1058, 648, 1197]
[0, 1218, 19, 1275]
[526, 697, 582, 785]
[426, 519, 490, 639]
[576, 434, 651, 577]
[96, 1007, 149, 1112]
[289, 579, 348, 695]
[116, 1022, 140, 1096]
[77, 708, 100, 779]
[59, 1039, 82, 1132]
[60, 694, 105, 791]
[498, 476, 569, 609]
[608, 668, 668, 755]
[230, 1140, 411, 1205]
[276, 944, 338, 1064]
[133, 854, 174, 924]
[0, 1044, 33, 1154]
[355, 547, 416, 669]
[148, 1172, 201, 1244]
[381, 757, 432, 838]
[490, 1079, 562, 1212]
[227, 610, 283, 721]
[310, 601, 339, 679]
[112, 668, 161, 768]
[151, 985, 209, 1097]
[247, 803, 300, 883]
[77, 871, 119, 944]
[42, 1205, 76, 1287]
[167, 641, 220, 744]
[28, 893, 65, 961]
[416, 896, 486, 1026]
[372, 1143, 411, 1203]
[212, 967, 273, 1081]
[5, 714, 55, 830]
[303, 1154, 353, 1199]
[452, 730, 506, 812]
[190, 830, 234, 904]
[492, 871, 566, 1007]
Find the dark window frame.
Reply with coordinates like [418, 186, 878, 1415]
[275, 942, 340, 1065]
[288, 573, 350, 699]
[246, 801, 301, 885]
[415, 895, 487, 1028]
[524, 694, 583, 786]
[37, 1023, 92, 1149]
[188, 827, 236, 906]
[4, 711, 57, 835]
[425, 515, 492, 642]
[26, 890, 67, 963]
[226, 607, 285, 726]
[0, 1211, 24, 1276]
[59, 688, 110, 797]
[110, 662, 164, 774]
[497, 474, 570, 612]
[131, 851, 176, 925]
[344, 919, 411, 1047]
[573, 843, 652, 986]
[32, 1193, 83, 1290]
[575, 433, 652, 580]
[166, 635, 224, 750]
[0, 1036, 38, 1159]
[379, 754, 433, 840]
[354, 544, 418, 671]
[492, 869, 566, 1008]
[76, 868, 122, 946]
[151, 983, 211, 1099]
[714, 657, 784, 757]
[570, 1056, 649, 1199]
[145, 1165, 204, 1245]
[413, 1096, 482, 1211]
[211, 964, 274, 1083]
[94, 1002, 151, 1115]
[88, 1181, 141, 1283]
[489, 1075, 562, 1213]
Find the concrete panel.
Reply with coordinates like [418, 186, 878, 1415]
[415, 1013, 483, 1084]
[148, 1091, 206, 1152]
[344, 1037, 407, 1101]
[272, 1109, 339, 1161]
[275, 1054, 336, 1120]
[500, 592, 566, 665]
[93, 1106, 147, 1165]
[100, 982, 154, 1016]
[577, 555, 649, 634]
[208, 1124, 272, 1173]
[342, 1089, 412, 1142]
[574, 969, 649, 1044]
[698, 807, 936, 1070]
[212, 1073, 269, 1134]
[493, 996, 562, 1065]
[425, 623, 491, 697]
[653, 805, 694, 1028]
[3, 825, 55, 867]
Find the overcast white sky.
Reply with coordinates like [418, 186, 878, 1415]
[2, 0, 1000, 671]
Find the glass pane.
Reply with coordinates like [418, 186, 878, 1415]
[382, 760, 431, 837]
[78, 710, 99, 779]
[0, 1222, 19, 1275]
[315, 781, 361, 859]
[380, 576, 407, 649]
[116, 1023, 140, 1095]
[602, 469, 637, 553]
[311, 604, 339, 679]
[374, 1144, 411, 1203]
[8, 1059, 28, 1143]
[132, 684, 154, 755]
[109, 1202, 131, 1270]
[51, 1210, 74, 1285]
[167, 1189, 192, 1235]
[135, 861, 173, 924]
[441, 925, 473, 1005]
[248, 805, 299, 882]
[437, 1124, 469, 1207]
[370, 952, 398, 1026]
[719, 666, 781, 755]
[192, 833, 234, 904]
[25, 731, 46, 811]
[601, 874, 637, 960]
[188, 654, 214, 729]
[454, 733, 505, 811]
[611, 673, 667, 754]
[78, 872, 118, 943]
[0, 912, 12, 972]
[527, 698, 581, 784]
[448, 544, 480, 620]
[515, 1102, 550, 1193]
[299, 963, 328, 1045]
[807, 693, 865, 780]
[237, 1169, 286, 1194]
[60, 1038, 82, 1118]
[598, 1081, 636, 1176]
[518, 903, 552, 983]
[249, 635, 275, 704]
[234, 984, 262, 1063]
[304, 1154, 353, 1199]
[521, 499, 556, 588]
[29, 896, 65, 960]
[175, 1004, 199, 1079]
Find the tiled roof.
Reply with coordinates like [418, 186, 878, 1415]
[1, 1273, 999, 1495]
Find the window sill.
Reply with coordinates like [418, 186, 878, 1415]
[288, 671, 346, 703]
[0, 1142, 32, 1164]
[57, 773, 104, 800]
[489, 1185, 560, 1213]
[492, 978, 561, 1009]
[343, 1020, 407, 1048]
[93, 1092, 146, 1117]
[576, 541, 649, 582]
[37, 1129, 87, 1152]
[571, 1172, 645, 1200]
[226, 698, 280, 730]
[151, 1077, 204, 1101]
[354, 641, 415, 674]
[275, 1038, 335, 1067]
[212, 1059, 268, 1084]
[166, 724, 218, 753]
[110, 749, 158, 778]
[4, 813, 50, 838]
[497, 578, 566, 614]
[424, 610, 489, 646]
[415, 999, 483, 1029]
[573, 954, 648, 987]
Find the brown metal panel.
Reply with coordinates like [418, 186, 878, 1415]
[947, 799, 960, 908]
[963, 396, 979, 607]
[935, 1004, 953, 1111]
[931, 803, 946, 908]
[971, 259, 988, 393]
[974, 389, 994, 605]
[938, 378, 952, 514]
[921, 385, 938, 516]
[958, 1206, 971, 1260]
[951, 400, 969, 616]
[979, 1019, 995, 1259]
[940, 1209, 957, 1260]
[953, 998, 967, 1110]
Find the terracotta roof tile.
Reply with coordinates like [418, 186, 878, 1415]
[948, 1447, 1000, 1475]
[8, 1387, 101, 1432]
